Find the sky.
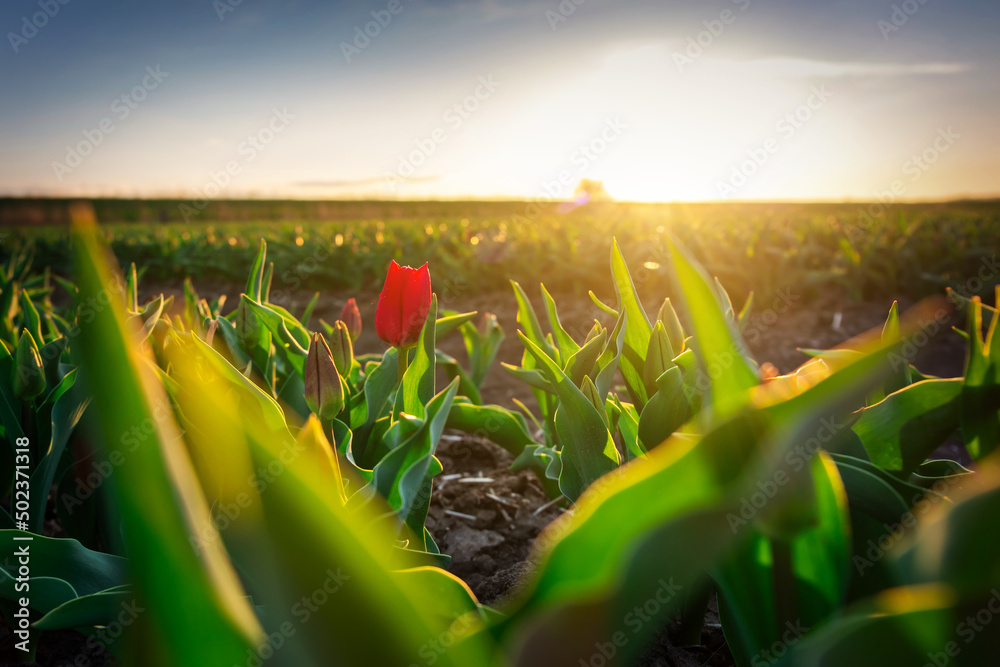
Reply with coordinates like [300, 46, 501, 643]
[1, 0, 998, 202]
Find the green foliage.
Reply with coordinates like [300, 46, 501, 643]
[0, 530, 128, 625]
[0, 244, 89, 534]
[852, 378, 963, 475]
[501, 237, 750, 501]
[2, 205, 999, 667]
[960, 289, 1000, 458]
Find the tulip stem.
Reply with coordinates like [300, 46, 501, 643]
[397, 346, 409, 384]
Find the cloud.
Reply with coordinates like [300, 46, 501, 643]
[293, 176, 440, 189]
[732, 58, 974, 78]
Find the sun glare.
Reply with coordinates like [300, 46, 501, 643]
[522, 43, 863, 203]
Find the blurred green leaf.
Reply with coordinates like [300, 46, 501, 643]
[72, 214, 263, 664]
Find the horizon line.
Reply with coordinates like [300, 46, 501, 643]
[1, 194, 999, 206]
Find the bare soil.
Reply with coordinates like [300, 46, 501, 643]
[431, 434, 737, 666]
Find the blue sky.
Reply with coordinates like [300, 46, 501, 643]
[1, 0, 998, 201]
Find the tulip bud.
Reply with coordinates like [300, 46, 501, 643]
[582, 376, 609, 428]
[40, 336, 67, 390]
[341, 298, 362, 341]
[481, 312, 501, 337]
[657, 298, 685, 354]
[583, 321, 603, 344]
[329, 321, 354, 376]
[12, 329, 46, 400]
[374, 260, 431, 348]
[304, 333, 344, 420]
[643, 321, 676, 395]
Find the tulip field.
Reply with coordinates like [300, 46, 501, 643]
[1, 198, 1000, 667]
[5, 198, 998, 304]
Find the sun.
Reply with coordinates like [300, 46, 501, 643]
[599, 160, 715, 203]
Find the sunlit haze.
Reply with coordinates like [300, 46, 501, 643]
[1, 0, 998, 202]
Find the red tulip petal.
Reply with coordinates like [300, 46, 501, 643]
[375, 260, 432, 348]
[374, 260, 405, 347]
[398, 262, 431, 347]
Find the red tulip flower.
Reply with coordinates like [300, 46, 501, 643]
[374, 260, 431, 349]
[340, 298, 362, 341]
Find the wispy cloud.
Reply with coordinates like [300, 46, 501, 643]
[731, 58, 973, 78]
[294, 176, 440, 189]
